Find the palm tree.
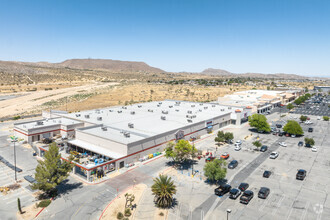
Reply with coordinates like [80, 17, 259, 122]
[151, 174, 177, 208]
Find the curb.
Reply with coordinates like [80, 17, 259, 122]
[35, 197, 53, 219]
[98, 186, 133, 220]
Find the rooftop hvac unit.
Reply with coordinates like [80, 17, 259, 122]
[175, 109, 179, 112]
[128, 123, 134, 128]
[85, 115, 90, 118]
[228, 107, 232, 109]
[175, 101, 181, 104]
[102, 127, 107, 131]
[161, 116, 166, 120]
[120, 130, 124, 133]
[187, 110, 192, 114]
[169, 105, 173, 108]
[187, 119, 193, 123]
[95, 110, 100, 114]
[191, 105, 195, 107]
[122, 106, 127, 109]
[157, 105, 160, 107]
[138, 105, 142, 108]
[124, 132, 130, 138]
[97, 117, 102, 121]
[36, 121, 44, 125]
[199, 103, 203, 106]
[159, 102, 162, 104]
[204, 107, 208, 109]
[75, 114, 81, 117]
[109, 109, 113, 112]
[192, 115, 196, 118]
[221, 109, 224, 111]
[117, 110, 122, 113]
[130, 111, 135, 115]
[148, 109, 153, 112]
[199, 109, 202, 112]
[212, 105, 215, 107]
[162, 110, 168, 114]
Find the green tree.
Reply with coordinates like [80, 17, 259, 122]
[32, 143, 74, 195]
[164, 142, 176, 162]
[203, 159, 227, 183]
[248, 114, 271, 133]
[151, 174, 177, 208]
[304, 137, 315, 146]
[252, 141, 262, 149]
[300, 115, 307, 122]
[224, 132, 234, 143]
[214, 131, 225, 145]
[287, 103, 294, 110]
[305, 87, 308, 92]
[323, 116, 329, 121]
[283, 120, 304, 135]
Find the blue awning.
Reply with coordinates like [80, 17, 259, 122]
[207, 126, 213, 129]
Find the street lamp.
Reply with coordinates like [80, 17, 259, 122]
[227, 209, 231, 220]
[226, 209, 231, 220]
[10, 136, 18, 182]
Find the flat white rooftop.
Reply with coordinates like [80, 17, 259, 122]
[57, 100, 232, 144]
[15, 117, 82, 131]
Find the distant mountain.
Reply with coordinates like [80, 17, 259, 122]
[201, 68, 233, 76]
[57, 59, 165, 73]
[198, 68, 307, 79]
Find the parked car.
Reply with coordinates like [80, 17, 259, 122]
[269, 152, 279, 159]
[308, 128, 313, 132]
[312, 147, 317, 152]
[279, 142, 287, 147]
[258, 187, 270, 199]
[276, 124, 282, 128]
[234, 145, 241, 151]
[298, 141, 304, 147]
[260, 145, 268, 152]
[317, 116, 321, 120]
[296, 169, 307, 180]
[229, 188, 241, 199]
[235, 140, 242, 145]
[278, 132, 284, 136]
[305, 143, 312, 148]
[291, 134, 296, 138]
[221, 153, 230, 160]
[238, 182, 249, 191]
[228, 160, 238, 169]
[214, 184, 231, 196]
[263, 170, 271, 178]
[240, 190, 254, 204]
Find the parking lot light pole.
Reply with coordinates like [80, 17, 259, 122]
[227, 209, 231, 220]
[10, 136, 18, 182]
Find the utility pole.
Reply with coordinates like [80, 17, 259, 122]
[11, 136, 18, 182]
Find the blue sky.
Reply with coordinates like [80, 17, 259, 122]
[0, 0, 329, 77]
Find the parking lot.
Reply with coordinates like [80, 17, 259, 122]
[293, 95, 330, 116]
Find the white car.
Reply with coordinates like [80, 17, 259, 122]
[270, 152, 279, 159]
[305, 121, 313, 125]
[279, 142, 287, 147]
[235, 140, 242, 145]
[317, 116, 321, 120]
[234, 145, 241, 151]
[312, 147, 317, 152]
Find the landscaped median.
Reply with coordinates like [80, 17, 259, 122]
[16, 198, 52, 220]
[100, 184, 147, 220]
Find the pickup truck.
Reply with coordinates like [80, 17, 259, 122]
[240, 190, 254, 204]
[214, 184, 231, 196]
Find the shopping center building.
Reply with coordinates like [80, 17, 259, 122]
[14, 100, 238, 182]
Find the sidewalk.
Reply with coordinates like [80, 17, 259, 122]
[133, 186, 156, 220]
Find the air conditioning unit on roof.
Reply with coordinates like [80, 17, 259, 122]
[161, 116, 166, 120]
[85, 115, 90, 118]
[128, 123, 134, 128]
[97, 117, 102, 121]
[102, 127, 107, 131]
[130, 111, 135, 115]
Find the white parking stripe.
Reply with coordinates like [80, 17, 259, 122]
[258, 193, 273, 211]
[301, 201, 310, 220]
[272, 195, 286, 215]
[286, 200, 296, 220]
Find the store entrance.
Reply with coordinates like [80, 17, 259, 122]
[119, 161, 124, 168]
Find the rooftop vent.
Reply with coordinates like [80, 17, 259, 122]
[128, 123, 134, 128]
[36, 121, 44, 125]
[212, 105, 215, 107]
[175, 101, 181, 104]
[204, 107, 208, 109]
[187, 110, 192, 114]
[161, 116, 166, 120]
[130, 111, 135, 115]
[228, 107, 232, 109]
[117, 110, 122, 113]
[124, 132, 130, 138]
[187, 119, 193, 123]
[175, 109, 179, 112]
[159, 102, 162, 104]
[169, 105, 173, 108]
[199, 103, 203, 106]
[102, 127, 107, 131]
[85, 115, 90, 118]
[221, 109, 224, 111]
[191, 105, 195, 107]
[162, 110, 168, 114]
[148, 109, 153, 112]
[109, 109, 113, 112]
[157, 105, 161, 107]
[138, 105, 142, 108]
[75, 114, 81, 117]
[97, 117, 102, 121]
[122, 106, 127, 109]
[192, 115, 196, 118]
[199, 109, 202, 112]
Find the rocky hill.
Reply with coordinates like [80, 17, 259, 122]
[58, 59, 165, 73]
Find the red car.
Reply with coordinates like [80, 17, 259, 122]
[221, 153, 230, 159]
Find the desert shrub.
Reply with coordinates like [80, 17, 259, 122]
[117, 212, 124, 219]
[37, 199, 51, 208]
[124, 208, 131, 217]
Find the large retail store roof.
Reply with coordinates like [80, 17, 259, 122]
[14, 117, 82, 131]
[56, 100, 232, 144]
